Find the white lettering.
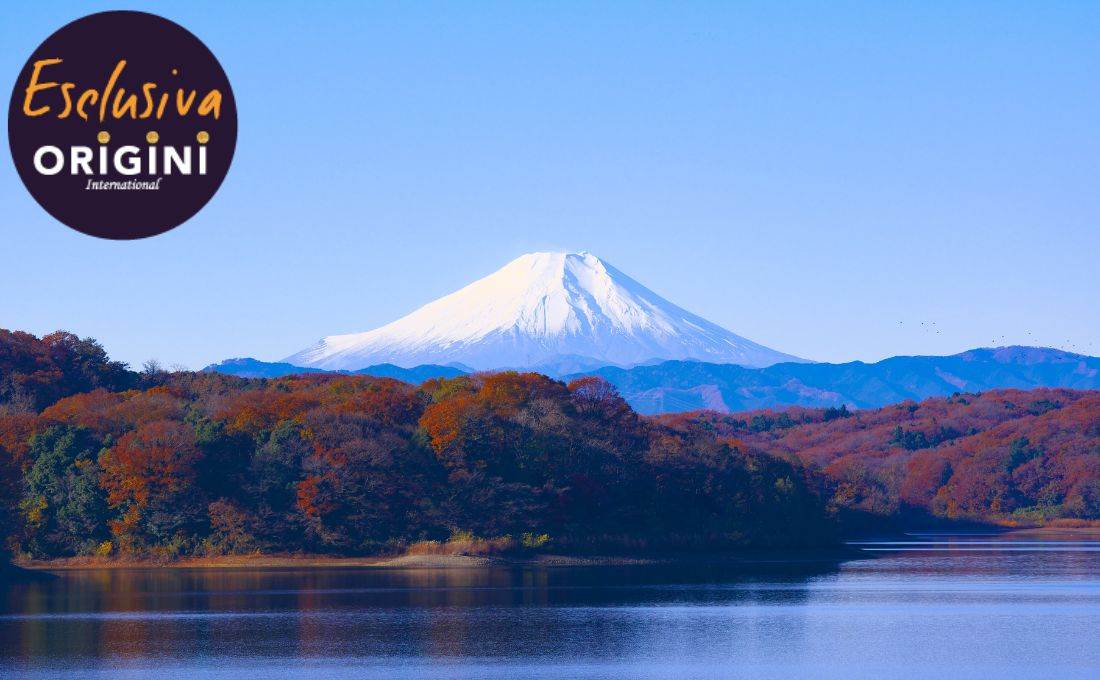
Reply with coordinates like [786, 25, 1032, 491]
[33, 146, 64, 175]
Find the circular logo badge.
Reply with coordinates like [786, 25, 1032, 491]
[7, 11, 237, 239]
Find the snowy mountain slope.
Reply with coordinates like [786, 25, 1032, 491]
[284, 252, 804, 372]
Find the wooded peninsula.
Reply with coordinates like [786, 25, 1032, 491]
[1, 330, 1097, 566]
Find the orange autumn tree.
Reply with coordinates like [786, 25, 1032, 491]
[286, 379, 437, 552]
[0, 330, 133, 413]
[418, 373, 578, 538]
[98, 420, 204, 554]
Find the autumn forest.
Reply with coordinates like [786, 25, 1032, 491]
[1, 329, 1097, 563]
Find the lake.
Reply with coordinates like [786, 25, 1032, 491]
[2, 532, 1098, 678]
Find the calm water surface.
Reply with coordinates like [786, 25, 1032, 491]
[2, 532, 1098, 678]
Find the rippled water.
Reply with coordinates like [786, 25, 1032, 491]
[2, 532, 1098, 678]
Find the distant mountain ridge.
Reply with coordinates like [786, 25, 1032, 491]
[206, 346, 1099, 415]
[203, 358, 465, 383]
[564, 346, 1100, 414]
[283, 251, 803, 372]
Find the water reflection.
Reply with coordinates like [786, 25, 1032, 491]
[1, 535, 1098, 679]
[1, 558, 835, 667]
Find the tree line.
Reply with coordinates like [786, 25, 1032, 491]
[1, 331, 830, 559]
[0, 330, 1096, 561]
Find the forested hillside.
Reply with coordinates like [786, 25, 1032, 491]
[0, 332, 830, 559]
[659, 389, 1099, 526]
[1, 330, 1096, 562]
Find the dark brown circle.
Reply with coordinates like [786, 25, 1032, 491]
[8, 11, 237, 239]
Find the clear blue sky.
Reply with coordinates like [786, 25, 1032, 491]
[3, 1, 1098, 369]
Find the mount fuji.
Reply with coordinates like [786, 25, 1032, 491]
[283, 252, 804, 373]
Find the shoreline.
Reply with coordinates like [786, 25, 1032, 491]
[14, 553, 643, 570]
[14, 549, 862, 572]
[14, 527, 1096, 572]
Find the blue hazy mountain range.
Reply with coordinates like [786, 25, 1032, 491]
[205, 346, 1098, 415]
[561, 346, 1099, 414]
[202, 358, 466, 383]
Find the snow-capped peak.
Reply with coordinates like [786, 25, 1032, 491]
[284, 251, 803, 372]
